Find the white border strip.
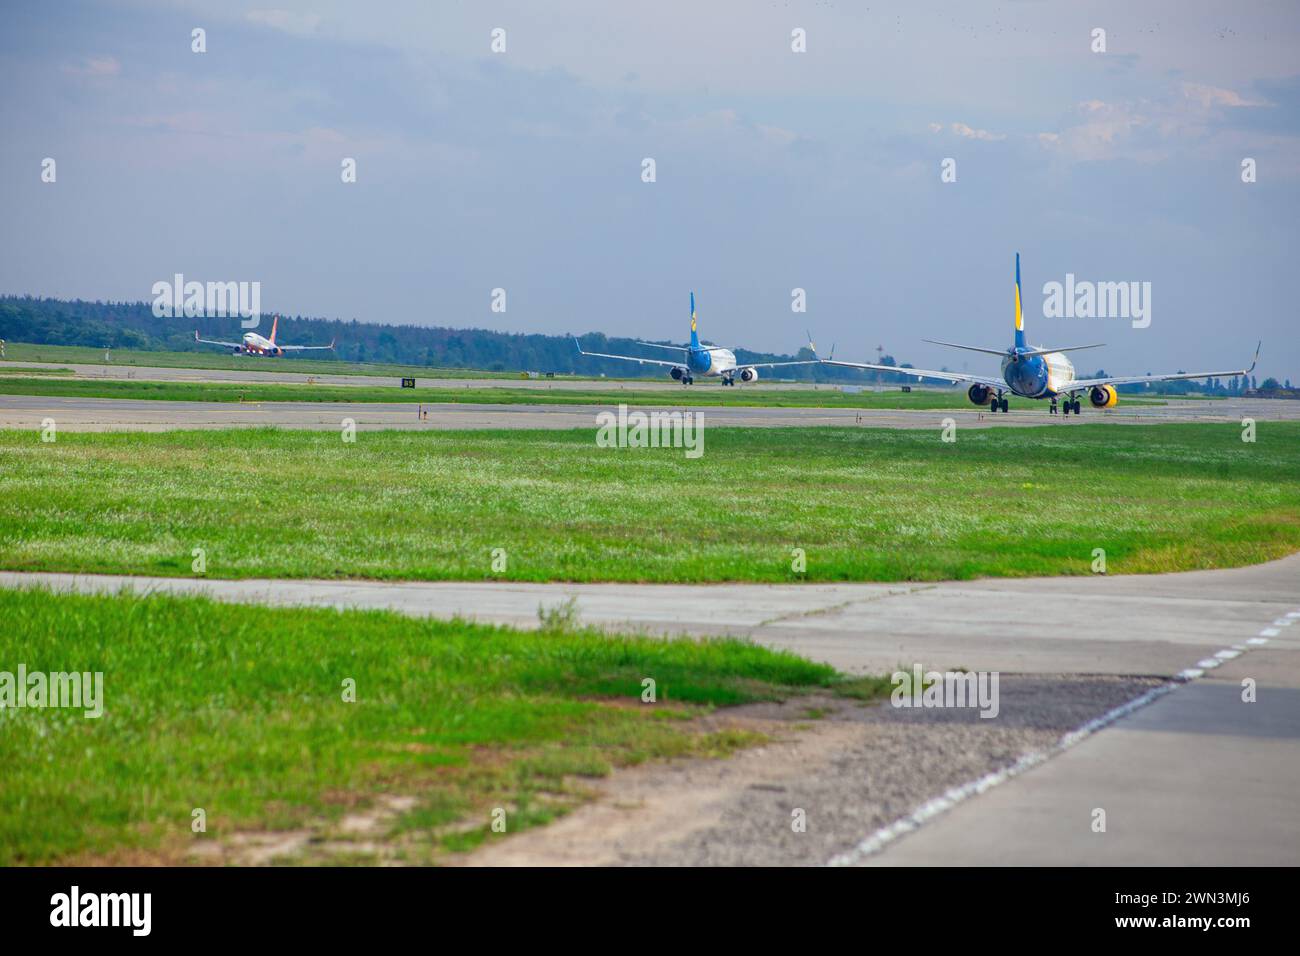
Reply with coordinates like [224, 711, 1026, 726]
[826, 680, 1180, 866]
[828, 612, 1300, 867]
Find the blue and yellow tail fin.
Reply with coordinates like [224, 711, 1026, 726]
[689, 292, 700, 349]
[1013, 253, 1026, 349]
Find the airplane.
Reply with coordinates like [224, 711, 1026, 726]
[814, 254, 1260, 414]
[572, 293, 817, 385]
[194, 315, 335, 357]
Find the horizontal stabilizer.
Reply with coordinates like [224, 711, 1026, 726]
[1018, 343, 1105, 357]
[922, 338, 1007, 356]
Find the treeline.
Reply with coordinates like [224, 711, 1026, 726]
[0, 295, 919, 382]
[8, 295, 1264, 393]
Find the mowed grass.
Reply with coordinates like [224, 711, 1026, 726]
[0, 424, 1297, 582]
[0, 588, 847, 864]
[0, 374, 1169, 409]
[0, 341, 522, 379]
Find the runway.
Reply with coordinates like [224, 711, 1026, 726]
[1, 359, 812, 391]
[4, 553, 1297, 865]
[3, 393, 1297, 432]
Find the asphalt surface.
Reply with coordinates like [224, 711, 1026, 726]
[4, 554, 1297, 865]
[3, 392, 1297, 431]
[1, 359, 725, 390]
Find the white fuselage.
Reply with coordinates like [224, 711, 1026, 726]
[688, 346, 737, 376]
[240, 332, 279, 355]
[999, 348, 1076, 398]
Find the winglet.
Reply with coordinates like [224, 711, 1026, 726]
[805, 329, 819, 360]
[194, 330, 199, 341]
[572, 335, 585, 355]
[1248, 340, 1261, 374]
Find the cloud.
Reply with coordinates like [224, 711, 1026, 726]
[1180, 83, 1263, 110]
[63, 55, 120, 78]
[1036, 82, 1276, 163]
[929, 121, 1005, 140]
[246, 9, 323, 37]
[949, 121, 1005, 141]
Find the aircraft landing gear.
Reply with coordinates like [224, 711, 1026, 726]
[1050, 399, 1058, 415]
[682, 375, 694, 386]
[990, 395, 1009, 413]
[721, 374, 735, 386]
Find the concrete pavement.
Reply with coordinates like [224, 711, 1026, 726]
[861, 674, 1300, 866]
[3, 553, 1295, 677]
[2, 393, 1297, 432]
[2, 553, 1296, 865]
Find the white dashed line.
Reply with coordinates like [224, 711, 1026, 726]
[826, 681, 1180, 866]
[830, 611, 1283, 866]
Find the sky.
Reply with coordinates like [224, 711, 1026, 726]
[1, 0, 1297, 379]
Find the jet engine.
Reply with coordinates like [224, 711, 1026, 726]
[669, 367, 685, 381]
[739, 367, 759, 382]
[1089, 384, 1118, 408]
[967, 383, 995, 406]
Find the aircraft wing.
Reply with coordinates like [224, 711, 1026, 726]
[276, 340, 336, 352]
[738, 359, 821, 369]
[820, 358, 1005, 390]
[1067, 342, 1261, 392]
[574, 337, 687, 369]
[194, 330, 243, 349]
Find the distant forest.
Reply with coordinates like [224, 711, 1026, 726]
[0, 295, 1274, 393]
[0, 295, 917, 382]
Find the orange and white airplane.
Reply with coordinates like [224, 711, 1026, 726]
[195, 315, 335, 356]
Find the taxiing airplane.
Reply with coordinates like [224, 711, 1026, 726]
[195, 315, 335, 357]
[573, 293, 815, 385]
[816, 254, 1260, 414]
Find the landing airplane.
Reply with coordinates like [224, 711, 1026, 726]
[573, 293, 815, 385]
[816, 254, 1260, 414]
[195, 315, 335, 357]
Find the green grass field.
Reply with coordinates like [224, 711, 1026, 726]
[0, 374, 1175, 410]
[1, 424, 1295, 582]
[0, 587, 860, 864]
[0, 340, 523, 380]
